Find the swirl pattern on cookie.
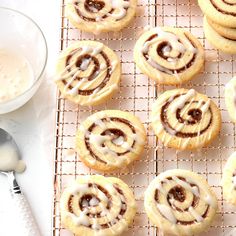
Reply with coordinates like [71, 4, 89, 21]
[60, 175, 136, 236]
[225, 77, 236, 123]
[65, 0, 137, 33]
[151, 89, 221, 150]
[76, 110, 146, 172]
[55, 41, 121, 106]
[134, 27, 204, 85]
[198, 0, 236, 28]
[144, 169, 218, 236]
[222, 152, 236, 205]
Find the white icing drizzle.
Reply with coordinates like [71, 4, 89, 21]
[204, 194, 217, 208]
[78, 114, 143, 166]
[57, 44, 119, 98]
[172, 176, 199, 196]
[67, 78, 88, 95]
[94, 119, 107, 129]
[201, 100, 211, 114]
[70, 209, 90, 226]
[80, 58, 91, 70]
[157, 204, 177, 224]
[72, 0, 130, 21]
[89, 133, 110, 147]
[112, 136, 125, 145]
[155, 28, 187, 53]
[108, 0, 130, 20]
[147, 58, 173, 75]
[188, 206, 203, 222]
[89, 196, 100, 206]
[142, 28, 197, 78]
[170, 89, 196, 113]
[156, 182, 166, 195]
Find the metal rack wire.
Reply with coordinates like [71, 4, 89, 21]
[53, 0, 236, 235]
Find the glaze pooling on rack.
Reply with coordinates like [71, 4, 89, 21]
[76, 110, 146, 172]
[144, 170, 218, 236]
[60, 175, 136, 235]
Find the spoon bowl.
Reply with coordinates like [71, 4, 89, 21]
[0, 128, 41, 236]
[0, 128, 25, 173]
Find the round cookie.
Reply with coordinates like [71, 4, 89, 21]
[60, 175, 136, 236]
[222, 152, 236, 206]
[65, 0, 137, 34]
[151, 88, 222, 150]
[76, 110, 146, 172]
[144, 169, 218, 236]
[225, 77, 236, 123]
[134, 27, 204, 85]
[204, 17, 236, 54]
[198, 0, 236, 28]
[207, 18, 236, 40]
[55, 41, 121, 106]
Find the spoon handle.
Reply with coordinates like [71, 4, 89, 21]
[7, 172, 41, 236]
[12, 193, 41, 236]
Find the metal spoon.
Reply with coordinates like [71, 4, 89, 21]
[0, 128, 41, 236]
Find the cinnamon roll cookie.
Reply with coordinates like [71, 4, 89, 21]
[204, 17, 236, 54]
[55, 41, 121, 106]
[76, 110, 146, 172]
[65, 0, 137, 34]
[151, 89, 222, 150]
[60, 175, 136, 236]
[134, 27, 204, 85]
[225, 77, 236, 123]
[144, 169, 218, 236]
[198, 0, 236, 28]
[222, 152, 236, 206]
[207, 18, 236, 41]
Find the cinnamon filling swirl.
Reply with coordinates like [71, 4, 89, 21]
[160, 94, 213, 138]
[68, 183, 127, 229]
[84, 0, 105, 13]
[62, 50, 111, 96]
[85, 118, 136, 164]
[210, 0, 236, 17]
[143, 33, 197, 74]
[73, 0, 129, 22]
[155, 177, 209, 225]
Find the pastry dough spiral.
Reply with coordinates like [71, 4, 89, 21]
[76, 110, 146, 172]
[151, 89, 222, 150]
[198, 0, 236, 28]
[134, 27, 204, 85]
[144, 169, 218, 236]
[60, 175, 136, 236]
[65, 0, 137, 33]
[55, 41, 121, 106]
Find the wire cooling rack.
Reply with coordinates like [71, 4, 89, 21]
[53, 0, 236, 235]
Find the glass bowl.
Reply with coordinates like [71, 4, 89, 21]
[0, 7, 48, 114]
